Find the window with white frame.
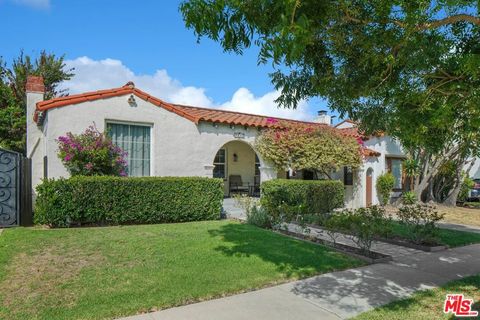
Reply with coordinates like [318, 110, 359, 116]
[386, 157, 404, 190]
[213, 149, 226, 179]
[107, 122, 151, 177]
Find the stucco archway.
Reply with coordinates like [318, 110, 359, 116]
[211, 140, 266, 196]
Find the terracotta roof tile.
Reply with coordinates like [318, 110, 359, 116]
[362, 148, 381, 157]
[35, 82, 381, 158]
[338, 127, 364, 139]
[35, 83, 325, 129]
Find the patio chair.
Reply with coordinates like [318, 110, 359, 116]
[229, 175, 249, 196]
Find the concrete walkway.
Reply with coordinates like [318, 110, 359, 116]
[120, 241, 480, 320]
[439, 222, 480, 234]
[222, 197, 248, 220]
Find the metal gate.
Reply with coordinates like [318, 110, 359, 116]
[0, 148, 32, 227]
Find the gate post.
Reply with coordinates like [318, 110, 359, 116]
[20, 157, 33, 226]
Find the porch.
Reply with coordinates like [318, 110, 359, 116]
[212, 140, 283, 197]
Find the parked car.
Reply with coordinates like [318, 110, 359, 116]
[467, 179, 480, 202]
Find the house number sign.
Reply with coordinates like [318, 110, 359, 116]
[233, 132, 245, 139]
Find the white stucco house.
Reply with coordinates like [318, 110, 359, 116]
[25, 76, 408, 208]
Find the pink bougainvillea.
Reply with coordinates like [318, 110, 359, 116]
[254, 121, 362, 178]
[57, 125, 128, 176]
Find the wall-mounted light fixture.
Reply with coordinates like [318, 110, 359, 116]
[213, 122, 219, 128]
[230, 124, 235, 130]
[128, 94, 137, 107]
[233, 153, 238, 162]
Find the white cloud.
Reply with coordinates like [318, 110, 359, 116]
[61, 56, 313, 121]
[221, 88, 311, 121]
[11, 0, 49, 9]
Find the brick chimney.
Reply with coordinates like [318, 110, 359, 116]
[26, 75, 45, 93]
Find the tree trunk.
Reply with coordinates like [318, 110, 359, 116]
[443, 159, 475, 206]
[442, 183, 461, 207]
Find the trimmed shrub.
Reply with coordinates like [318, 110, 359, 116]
[326, 206, 390, 254]
[260, 179, 344, 224]
[376, 173, 395, 205]
[397, 204, 445, 245]
[35, 176, 224, 227]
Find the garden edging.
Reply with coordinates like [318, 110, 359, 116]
[279, 228, 392, 264]
[373, 236, 448, 252]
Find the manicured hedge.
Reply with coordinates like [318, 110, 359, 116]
[260, 179, 344, 219]
[35, 176, 224, 227]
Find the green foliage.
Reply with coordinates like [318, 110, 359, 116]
[260, 179, 344, 224]
[376, 173, 395, 205]
[180, 1, 480, 202]
[397, 204, 445, 245]
[0, 85, 25, 152]
[255, 122, 362, 175]
[402, 191, 417, 205]
[57, 125, 128, 176]
[459, 177, 475, 203]
[246, 206, 272, 229]
[326, 206, 390, 253]
[34, 176, 224, 227]
[0, 51, 73, 154]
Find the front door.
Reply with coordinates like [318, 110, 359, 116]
[366, 169, 373, 206]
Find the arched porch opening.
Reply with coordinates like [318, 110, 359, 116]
[211, 140, 271, 197]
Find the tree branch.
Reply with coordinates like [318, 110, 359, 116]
[342, 10, 480, 30]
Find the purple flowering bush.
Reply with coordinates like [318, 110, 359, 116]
[57, 125, 128, 176]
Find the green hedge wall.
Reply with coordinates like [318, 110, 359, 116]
[260, 179, 344, 219]
[35, 176, 224, 227]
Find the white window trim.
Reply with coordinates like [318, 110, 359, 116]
[105, 119, 154, 177]
[213, 148, 227, 180]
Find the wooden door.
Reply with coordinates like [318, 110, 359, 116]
[366, 169, 373, 207]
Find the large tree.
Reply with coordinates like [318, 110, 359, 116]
[0, 51, 74, 153]
[180, 0, 480, 204]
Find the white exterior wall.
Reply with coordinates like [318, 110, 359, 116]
[26, 91, 45, 191]
[33, 95, 271, 188]
[29, 93, 407, 208]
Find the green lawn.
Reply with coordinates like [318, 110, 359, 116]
[353, 274, 480, 320]
[0, 221, 363, 320]
[388, 222, 480, 247]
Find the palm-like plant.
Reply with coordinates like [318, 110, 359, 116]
[403, 158, 420, 191]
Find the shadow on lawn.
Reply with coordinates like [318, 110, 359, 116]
[208, 223, 358, 278]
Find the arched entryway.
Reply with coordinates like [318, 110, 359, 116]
[212, 140, 262, 197]
[366, 168, 373, 206]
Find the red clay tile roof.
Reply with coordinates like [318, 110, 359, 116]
[171, 103, 327, 128]
[35, 82, 381, 157]
[34, 82, 325, 129]
[362, 147, 381, 157]
[338, 127, 364, 139]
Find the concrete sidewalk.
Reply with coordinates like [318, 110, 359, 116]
[120, 243, 480, 320]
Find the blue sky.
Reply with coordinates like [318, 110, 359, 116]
[0, 0, 334, 121]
